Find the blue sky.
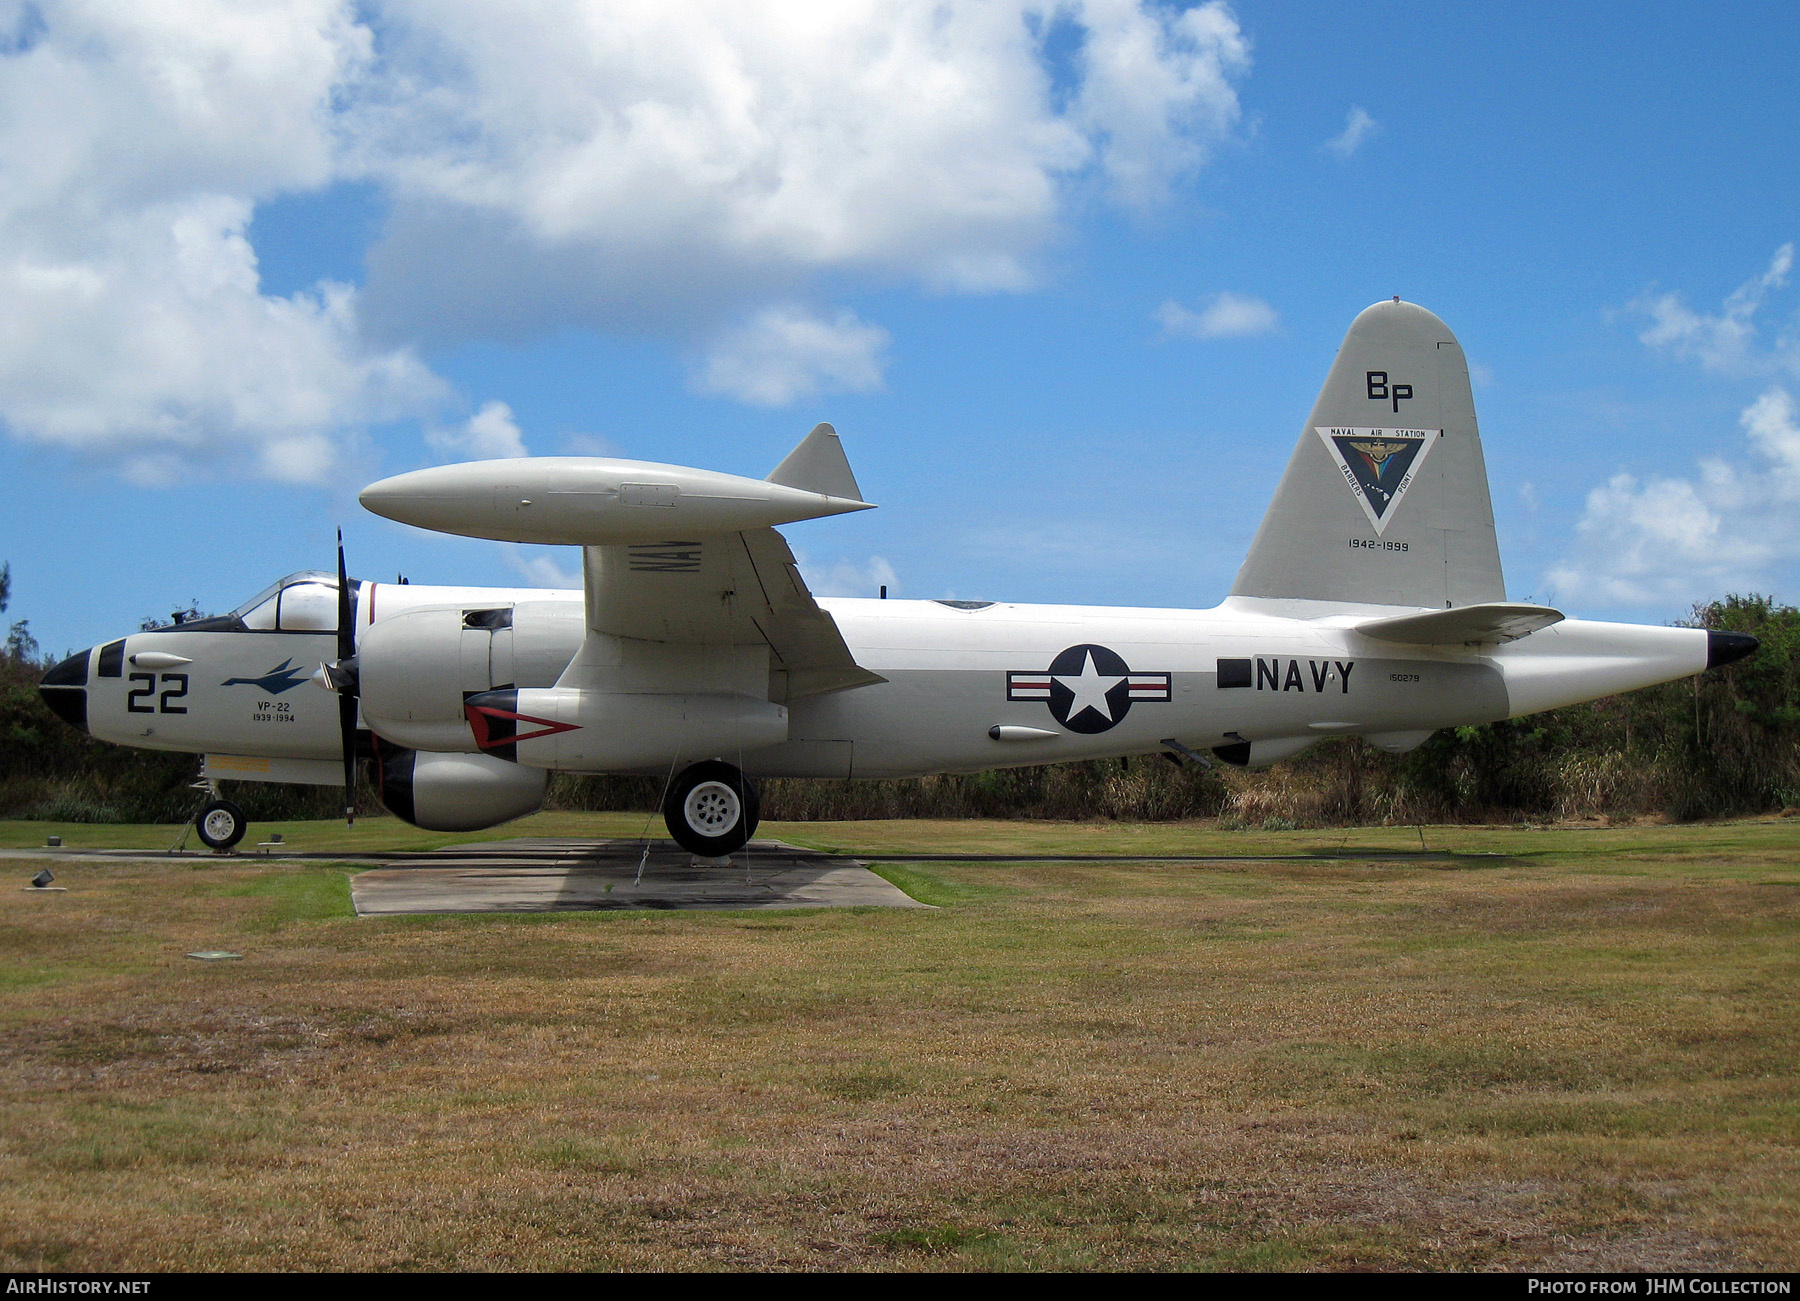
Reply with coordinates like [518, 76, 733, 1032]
[5, 2, 1799, 654]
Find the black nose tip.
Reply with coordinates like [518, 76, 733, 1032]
[38, 648, 92, 733]
[1706, 630, 1760, 669]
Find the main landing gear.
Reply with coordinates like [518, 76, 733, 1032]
[662, 760, 760, 857]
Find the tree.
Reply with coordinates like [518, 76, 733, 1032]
[4, 621, 37, 664]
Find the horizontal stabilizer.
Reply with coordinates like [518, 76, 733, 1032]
[767, 423, 863, 502]
[1355, 602, 1563, 646]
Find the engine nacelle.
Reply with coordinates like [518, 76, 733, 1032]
[373, 745, 548, 831]
[359, 599, 583, 751]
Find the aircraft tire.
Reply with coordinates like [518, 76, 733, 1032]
[663, 761, 760, 857]
[195, 799, 248, 851]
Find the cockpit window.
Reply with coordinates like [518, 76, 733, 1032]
[229, 571, 340, 632]
[234, 584, 280, 630]
[277, 582, 338, 631]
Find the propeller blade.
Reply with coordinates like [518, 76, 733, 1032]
[337, 529, 357, 826]
[337, 529, 353, 663]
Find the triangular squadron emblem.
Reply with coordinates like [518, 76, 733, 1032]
[1315, 426, 1440, 535]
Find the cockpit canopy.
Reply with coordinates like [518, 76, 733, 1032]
[228, 571, 346, 632]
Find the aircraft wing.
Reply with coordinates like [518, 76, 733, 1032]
[579, 527, 884, 699]
[1353, 601, 1564, 646]
[359, 421, 885, 699]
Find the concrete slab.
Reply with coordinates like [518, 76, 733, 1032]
[348, 838, 929, 915]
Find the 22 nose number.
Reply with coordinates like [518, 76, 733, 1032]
[126, 672, 188, 714]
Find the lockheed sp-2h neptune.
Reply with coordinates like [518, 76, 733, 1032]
[37, 300, 1757, 854]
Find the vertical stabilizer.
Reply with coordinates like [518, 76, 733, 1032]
[1231, 300, 1504, 609]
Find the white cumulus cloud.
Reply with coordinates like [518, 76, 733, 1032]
[1156, 291, 1277, 339]
[1323, 106, 1377, 159]
[559, 431, 621, 457]
[0, 3, 440, 485]
[1552, 247, 1800, 610]
[354, 0, 1251, 326]
[696, 305, 890, 407]
[1630, 243, 1796, 377]
[1064, 0, 1251, 207]
[806, 555, 899, 599]
[1547, 386, 1800, 608]
[0, 1, 1255, 482]
[501, 545, 582, 589]
[426, 399, 528, 461]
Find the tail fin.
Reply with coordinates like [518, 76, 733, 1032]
[1230, 300, 1504, 610]
[767, 423, 864, 502]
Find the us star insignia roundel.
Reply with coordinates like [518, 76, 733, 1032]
[1006, 644, 1172, 734]
[1315, 426, 1441, 534]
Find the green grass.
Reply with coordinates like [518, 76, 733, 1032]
[211, 867, 355, 929]
[0, 816, 1796, 1270]
[8, 808, 1799, 876]
[865, 861, 1008, 908]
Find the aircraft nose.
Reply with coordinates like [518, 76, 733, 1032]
[1706, 630, 1760, 669]
[38, 648, 92, 734]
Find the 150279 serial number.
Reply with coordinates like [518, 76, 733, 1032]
[1349, 538, 1408, 551]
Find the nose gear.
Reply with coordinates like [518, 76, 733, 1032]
[195, 798, 247, 851]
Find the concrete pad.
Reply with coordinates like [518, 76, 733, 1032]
[349, 838, 929, 916]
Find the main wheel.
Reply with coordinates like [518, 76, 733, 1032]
[195, 798, 248, 850]
[663, 761, 760, 857]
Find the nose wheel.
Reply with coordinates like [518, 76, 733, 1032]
[195, 798, 248, 851]
[663, 761, 760, 857]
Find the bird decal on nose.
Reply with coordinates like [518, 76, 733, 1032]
[221, 659, 311, 695]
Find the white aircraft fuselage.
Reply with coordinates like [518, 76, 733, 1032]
[73, 584, 1709, 779]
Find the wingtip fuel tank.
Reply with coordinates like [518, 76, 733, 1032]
[358, 456, 874, 546]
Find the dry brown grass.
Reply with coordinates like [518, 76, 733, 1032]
[1, 818, 1797, 1271]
